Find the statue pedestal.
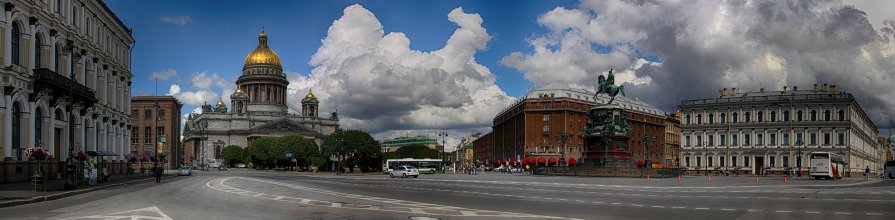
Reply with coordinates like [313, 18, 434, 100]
[581, 104, 633, 167]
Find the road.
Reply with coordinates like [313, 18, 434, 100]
[2, 170, 894, 219]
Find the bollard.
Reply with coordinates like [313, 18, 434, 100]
[647, 174, 651, 181]
[755, 176, 759, 184]
[678, 175, 681, 182]
[784, 176, 788, 185]
[708, 175, 711, 184]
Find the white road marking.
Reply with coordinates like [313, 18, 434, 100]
[671, 207, 686, 209]
[805, 211, 821, 214]
[651, 206, 665, 208]
[630, 204, 643, 207]
[866, 213, 882, 216]
[775, 210, 792, 213]
[720, 209, 736, 211]
[695, 208, 709, 210]
[611, 203, 623, 205]
[834, 212, 851, 215]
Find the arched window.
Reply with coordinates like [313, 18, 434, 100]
[685, 114, 691, 125]
[797, 110, 803, 121]
[824, 110, 831, 121]
[12, 103, 22, 160]
[770, 111, 776, 122]
[11, 24, 21, 65]
[697, 114, 702, 124]
[72, 6, 78, 26]
[55, 109, 64, 121]
[708, 113, 714, 124]
[732, 112, 738, 123]
[744, 112, 751, 122]
[757, 111, 764, 122]
[838, 110, 845, 121]
[35, 108, 43, 143]
[35, 35, 43, 69]
[720, 113, 726, 123]
[810, 110, 817, 121]
[86, 17, 91, 37]
[783, 110, 790, 121]
[56, 0, 62, 14]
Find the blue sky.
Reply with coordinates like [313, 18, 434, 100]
[105, 1, 895, 147]
[107, 0, 577, 98]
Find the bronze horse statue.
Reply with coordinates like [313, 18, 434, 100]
[596, 68, 625, 104]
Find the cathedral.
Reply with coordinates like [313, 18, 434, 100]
[182, 31, 339, 166]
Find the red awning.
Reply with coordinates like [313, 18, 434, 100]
[491, 160, 499, 164]
[499, 159, 506, 164]
[548, 157, 558, 164]
[509, 159, 517, 164]
[524, 158, 533, 164]
[568, 158, 578, 166]
[537, 157, 546, 164]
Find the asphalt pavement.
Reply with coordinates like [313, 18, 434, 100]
[1, 169, 893, 220]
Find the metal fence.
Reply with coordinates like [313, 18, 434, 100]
[533, 165, 682, 178]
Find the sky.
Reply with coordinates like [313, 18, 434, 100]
[105, 0, 895, 151]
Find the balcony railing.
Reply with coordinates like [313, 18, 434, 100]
[32, 68, 98, 108]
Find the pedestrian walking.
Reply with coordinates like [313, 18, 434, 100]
[864, 166, 870, 180]
[154, 163, 162, 183]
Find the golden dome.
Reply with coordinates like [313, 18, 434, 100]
[306, 89, 315, 99]
[216, 98, 225, 106]
[243, 31, 282, 67]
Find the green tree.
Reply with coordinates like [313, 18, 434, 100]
[394, 144, 440, 159]
[321, 130, 382, 172]
[276, 135, 320, 170]
[249, 137, 280, 169]
[220, 145, 245, 167]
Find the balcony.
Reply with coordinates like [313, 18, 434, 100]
[32, 68, 98, 108]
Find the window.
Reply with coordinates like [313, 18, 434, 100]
[838, 133, 845, 145]
[86, 17, 91, 36]
[744, 112, 751, 122]
[685, 114, 691, 125]
[542, 125, 549, 132]
[159, 109, 166, 118]
[769, 133, 776, 145]
[838, 110, 845, 121]
[796, 133, 804, 145]
[756, 134, 763, 145]
[823, 133, 831, 145]
[797, 110, 803, 121]
[824, 110, 831, 121]
[810, 110, 817, 121]
[35, 35, 42, 69]
[56, 0, 62, 14]
[131, 129, 138, 144]
[732, 135, 738, 145]
[732, 156, 738, 167]
[157, 127, 166, 143]
[783, 133, 790, 145]
[720, 134, 726, 146]
[696, 135, 702, 146]
[144, 127, 152, 144]
[783, 110, 790, 121]
[708, 113, 714, 124]
[796, 156, 802, 167]
[696, 156, 702, 167]
[685, 136, 691, 146]
[685, 157, 690, 167]
[770, 111, 776, 122]
[708, 134, 714, 145]
[72, 6, 78, 26]
[55, 45, 61, 72]
[697, 114, 702, 124]
[708, 156, 713, 167]
[810, 133, 817, 145]
[132, 110, 138, 118]
[770, 156, 776, 167]
[719, 156, 725, 167]
[145, 110, 152, 119]
[732, 112, 738, 123]
[35, 110, 43, 143]
[11, 24, 20, 65]
[744, 156, 750, 167]
[543, 114, 549, 121]
[720, 113, 726, 123]
[744, 134, 751, 145]
[782, 156, 789, 168]
[543, 103, 550, 109]
[757, 111, 764, 122]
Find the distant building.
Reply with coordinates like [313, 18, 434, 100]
[131, 96, 183, 168]
[182, 31, 339, 167]
[381, 136, 439, 153]
[451, 133, 481, 167]
[473, 132, 493, 164]
[664, 111, 682, 167]
[679, 84, 883, 176]
[487, 83, 666, 166]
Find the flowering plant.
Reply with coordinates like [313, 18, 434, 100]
[73, 150, 89, 161]
[25, 146, 50, 160]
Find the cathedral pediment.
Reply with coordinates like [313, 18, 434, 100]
[249, 118, 323, 137]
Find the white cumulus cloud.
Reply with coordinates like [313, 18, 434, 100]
[150, 69, 178, 80]
[289, 4, 516, 135]
[160, 15, 192, 25]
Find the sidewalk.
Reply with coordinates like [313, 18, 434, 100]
[0, 170, 177, 208]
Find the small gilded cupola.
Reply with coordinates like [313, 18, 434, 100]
[301, 89, 319, 118]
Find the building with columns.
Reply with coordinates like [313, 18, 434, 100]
[0, 0, 134, 182]
[182, 31, 338, 167]
[679, 84, 884, 177]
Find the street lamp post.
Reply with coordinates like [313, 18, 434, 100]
[63, 40, 82, 190]
[439, 131, 448, 168]
[705, 140, 709, 176]
[555, 131, 568, 166]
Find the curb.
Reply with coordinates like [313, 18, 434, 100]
[0, 175, 177, 208]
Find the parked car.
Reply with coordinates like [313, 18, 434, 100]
[178, 166, 192, 176]
[389, 165, 419, 178]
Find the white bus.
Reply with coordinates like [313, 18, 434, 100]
[384, 158, 444, 174]
[810, 152, 845, 179]
[884, 160, 895, 179]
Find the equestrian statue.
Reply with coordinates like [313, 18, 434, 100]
[596, 68, 625, 104]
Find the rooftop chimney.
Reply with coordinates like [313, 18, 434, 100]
[814, 84, 818, 91]
[732, 88, 737, 96]
[823, 83, 828, 92]
[760, 88, 765, 92]
[722, 88, 728, 97]
[719, 89, 724, 98]
[793, 86, 798, 91]
[783, 86, 787, 94]
[830, 84, 837, 93]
